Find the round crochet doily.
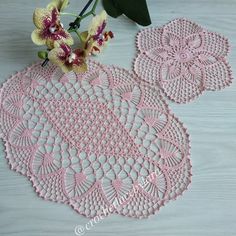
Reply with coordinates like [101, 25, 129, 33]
[0, 60, 191, 218]
[134, 18, 233, 103]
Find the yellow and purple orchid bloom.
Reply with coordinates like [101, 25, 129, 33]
[48, 43, 87, 73]
[84, 10, 114, 55]
[31, 7, 73, 49]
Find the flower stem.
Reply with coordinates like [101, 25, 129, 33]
[42, 0, 99, 67]
[68, 0, 99, 30]
[60, 12, 79, 17]
[42, 58, 49, 67]
[91, 0, 99, 13]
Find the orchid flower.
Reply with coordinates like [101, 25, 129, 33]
[84, 10, 114, 55]
[48, 42, 87, 73]
[31, 7, 73, 49]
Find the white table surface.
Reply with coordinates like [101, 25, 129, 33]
[0, 0, 236, 235]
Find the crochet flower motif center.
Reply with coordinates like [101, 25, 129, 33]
[0, 60, 191, 219]
[134, 18, 233, 103]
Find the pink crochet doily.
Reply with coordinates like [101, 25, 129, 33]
[134, 18, 233, 103]
[0, 60, 191, 218]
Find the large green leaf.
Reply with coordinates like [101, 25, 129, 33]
[102, 0, 151, 26]
[118, 0, 151, 26]
[102, 0, 122, 18]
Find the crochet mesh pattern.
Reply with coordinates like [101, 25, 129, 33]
[0, 60, 191, 218]
[134, 18, 233, 103]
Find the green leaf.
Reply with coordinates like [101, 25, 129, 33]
[38, 51, 48, 60]
[102, 0, 151, 26]
[118, 0, 151, 26]
[102, 0, 122, 18]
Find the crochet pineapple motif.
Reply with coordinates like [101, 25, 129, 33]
[134, 18, 233, 103]
[0, 60, 191, 218]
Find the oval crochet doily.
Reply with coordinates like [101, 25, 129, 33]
[134, 18, 233, 103]
[0, 60, 191, 218]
